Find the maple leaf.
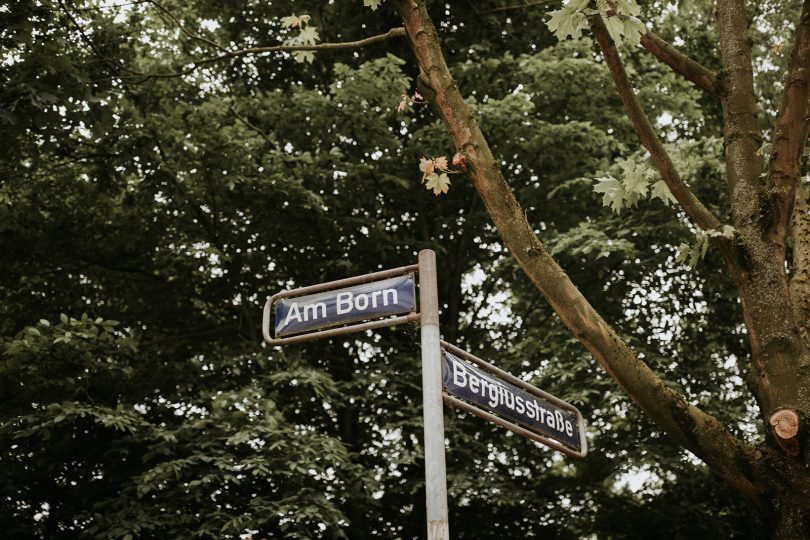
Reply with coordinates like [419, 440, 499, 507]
[452, 152, 465, 168]
[593, 176, 626, 213]
[296, 26, 319, 45]
[419, 157, 434, 178]
[412, 91, 424, 102]
[546, 1, 588, 41]
[280, 14, 299, 28]
[434, 156, 449, 172]
[397, 95, 408, 112]
[650, 180, 677, 205]
[364, 0, 383, 10]
[280, 14, 310, 28]
[425, 172, 451, 196]
[293, 51, 315, 63]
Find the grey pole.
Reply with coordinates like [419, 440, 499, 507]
[418, 249, 449, 539]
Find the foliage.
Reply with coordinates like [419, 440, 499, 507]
[0, 0, 782, 538]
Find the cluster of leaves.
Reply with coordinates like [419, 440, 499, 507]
[0, 0, 772, 537]
[676, 225, 736, 268]
[593, 156, 676, 213]
[547, 0, 647, 44]
[397, 90, 425, 112]
[280, 13, 320, 63]
[418, 155, 463, 196]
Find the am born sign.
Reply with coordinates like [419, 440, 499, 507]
[274, 275, 416, 337]
[441, 341, 587, 458]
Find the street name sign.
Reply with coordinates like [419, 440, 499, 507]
[274, 274, 416, 337]
[441, 343, 587, 458]
[263, 253, 588, 539]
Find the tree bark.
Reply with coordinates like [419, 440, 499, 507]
[712, 0, 810, 435]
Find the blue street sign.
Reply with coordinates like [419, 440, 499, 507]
[442, 351, 582, 452]
[274, 274, 417, 337]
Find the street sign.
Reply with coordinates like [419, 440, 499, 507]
[441, 342, 587, 458]
[274, 274, 416, 337]
[263, 254, 589, 539]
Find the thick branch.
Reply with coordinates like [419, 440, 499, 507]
[589, 15, 723, 233]
[790, 186, 810, 332]
[713, 1, 810, 452]
[639, 30, 719, 98]
[769, 0, 810, 250]
[716, 0, 762, 213]
[394, 0, 759, 503]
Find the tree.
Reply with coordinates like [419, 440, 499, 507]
[390, 0, 810, 537]
[0, 0, 807, 538]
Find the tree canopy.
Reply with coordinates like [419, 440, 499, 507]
[2, 0, 808, 538]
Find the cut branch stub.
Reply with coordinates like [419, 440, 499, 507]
[770, 409, 800, 440]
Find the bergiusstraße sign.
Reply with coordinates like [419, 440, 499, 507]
[274, 274, 416, 337]
[442, 350, 582, 453]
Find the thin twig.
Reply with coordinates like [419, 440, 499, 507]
[119, 27, 407, 82]
[194, 27, 406, 65]
[474, 0, 561, 15]
[227, 104, 277, 149]
[146, 0, 230, 54]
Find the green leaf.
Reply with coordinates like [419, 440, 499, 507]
[293, 51, 316, 63]
[651, 180, 677, 205]
[707, 225, 736, 239]
[675, 243, 690, 264]
[297, 26, 319, 45]
[424, 172, 451, 196]
[546, 1, 589, 41]
[280, 14, 310, 28]
[593, 176, 626, 213]
[363, 0, 383, 10]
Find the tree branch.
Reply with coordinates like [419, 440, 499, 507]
[588, 15, 723, 233]
[118, 27, 407, 81]
[769, 0, 810, 251]
[193, 27, 406, 67]
[394, 0, 759, 504]
[639, 30, 719, 98]
[146, 0, 230, 54]
[790, 185, 810, 337]
[472, 0, 561, 15]
[226, 104, 278, 149]
[474, 0, 719, 98]
[715, 0, 762, 211]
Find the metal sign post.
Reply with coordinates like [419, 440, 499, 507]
[418, 250, 449, 540]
